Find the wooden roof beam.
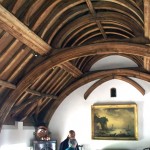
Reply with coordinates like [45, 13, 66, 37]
[143, 0, 150, 39]
[85, 0, 107, 39]
[144, 0, 150, 71]
[0, 79, 57, 99]
[144, 0, 150, 39]
[0, 80, 16, 89]
[144, 57, 150, 71]
[135, 0, 143, 7]
[26, 89, 57, 99]
[11, 96, 42, 113]
[59, 62, 83, 78]
[0, 5, 51, 55]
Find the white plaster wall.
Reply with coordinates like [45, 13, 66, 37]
[90, 55, 138, 71]
[0, 122, 35, 150]
[49, 79, 150, 150]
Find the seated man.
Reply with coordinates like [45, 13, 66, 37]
[59, 130, 79, 150]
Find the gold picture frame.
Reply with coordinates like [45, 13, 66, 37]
[91, 104, 138, 140]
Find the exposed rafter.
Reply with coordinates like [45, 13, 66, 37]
[59, 62, 83, 78]
[0, 5, 51, 55]
[26, 89, 57, 99]
[0, 80, 57, 99]
[135, 0, 143, 8]
[144, 0, 150, 39]
[144, 0, 150, 72]
[85, 0, 107, 39]
[11, 96, 42, 113]
[0, 80, 16, 89]
[144, 57, 150, 71]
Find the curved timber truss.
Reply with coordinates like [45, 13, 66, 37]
[84, 75, 145, 100]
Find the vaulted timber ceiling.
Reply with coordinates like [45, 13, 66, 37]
[0, 0, 150, 129]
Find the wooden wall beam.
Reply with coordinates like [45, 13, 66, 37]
[0, 5, 51, 55]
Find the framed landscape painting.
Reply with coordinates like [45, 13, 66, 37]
[91, 104, 138, 140]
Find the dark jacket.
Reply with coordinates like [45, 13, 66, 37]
[59, 137, 79, 150]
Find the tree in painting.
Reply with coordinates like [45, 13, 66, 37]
[99, 117, 108, 130]
[94, 115, 108, 130]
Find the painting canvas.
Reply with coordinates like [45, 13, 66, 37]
[91, 104, 138, 140]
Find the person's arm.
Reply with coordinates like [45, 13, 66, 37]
[76, 143, 80, 150]
[59, 138, 69, 150]
[59, 142, 63, 150]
